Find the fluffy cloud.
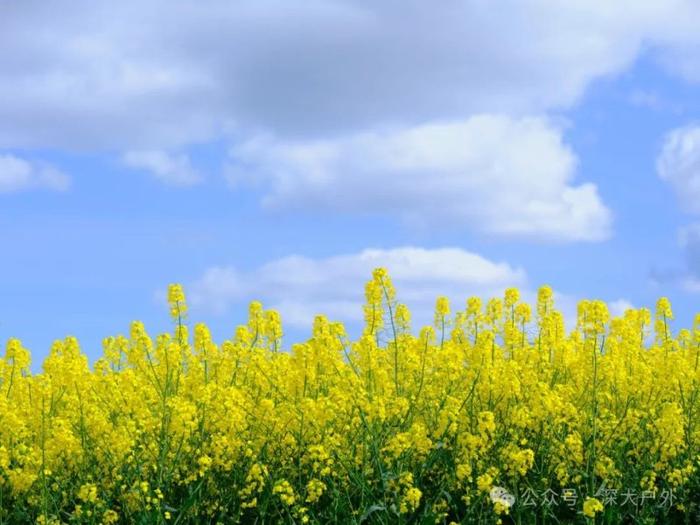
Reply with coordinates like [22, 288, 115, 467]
[123, 150, 202, 186]
[657, 125, 700, 213]
[1, 1, 700, 150]
[7, 1, 700, 239]
[227, 115, 612, 242]
[608, 299, 635, 317]
[188, 246, 527, 328]
[0, 154, 70, 193]
[185, 246, 634, 332]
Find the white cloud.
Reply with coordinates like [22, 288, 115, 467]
[0, 154, 70, 193]
[3, 1, 700, 234]
[657, 125, 700, 213]
[1, 1, 700, 150]
[123, 150, 202, 186]
[227, 115, 612, 242]
[185, 246, 635, 334]
[609, 299, 635, 317]
[188, 246, 527, 329]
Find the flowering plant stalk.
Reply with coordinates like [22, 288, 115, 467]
[0, 270, 699, 524]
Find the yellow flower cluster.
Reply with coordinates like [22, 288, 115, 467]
[0, 273, 699, 523]
[582, 497, 604, 518]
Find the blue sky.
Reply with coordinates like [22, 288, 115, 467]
[3, 1, 700, 365]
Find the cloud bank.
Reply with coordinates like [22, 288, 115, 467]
[2, 1, 700, 150]
[227, 115, 611, 241]
[188, 246, 527, 328]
